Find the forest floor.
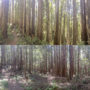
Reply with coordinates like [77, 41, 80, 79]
[0, 25, 48, 45]
[6, 29, 19, 45]
[0, 68, 90, 90]
[2, 26, 48, 45]
[0, 68, 24, 90]
[8, 30, 18, 45]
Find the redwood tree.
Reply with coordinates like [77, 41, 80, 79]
[69, 46, 74, 80]
[80, 0, 88, 44]
[2, 0, 9, 38]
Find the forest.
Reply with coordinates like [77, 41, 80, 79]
[0, 45, 90, 90]
[0, 0, 90, 45]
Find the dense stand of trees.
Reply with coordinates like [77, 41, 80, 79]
[0, 0, 90, 45]
[0, 45, 90, 80]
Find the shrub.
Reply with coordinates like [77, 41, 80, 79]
[25, 86, 33, 90]
[18, 35, 48, 45]
[45, 85, 58, 90]
[0, 31, 3, 44]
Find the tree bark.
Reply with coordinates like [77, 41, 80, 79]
[2, 0, 9, 38]
[54, 0, 60, 45]
[80, 0, 88, 44]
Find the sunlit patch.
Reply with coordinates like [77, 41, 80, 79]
[0, 79, 8, 90]
[0, 79, 8, 82]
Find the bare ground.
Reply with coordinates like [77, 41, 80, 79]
[0, 69, 24, 90]
[7, 30, 18, 45]
[0, 68, 90, 90]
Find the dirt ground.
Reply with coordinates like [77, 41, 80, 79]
[0, 68, 90, 90]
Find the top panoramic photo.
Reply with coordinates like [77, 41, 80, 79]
[0, 0, 90, 45]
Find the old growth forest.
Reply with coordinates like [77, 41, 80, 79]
[0, 0, 90, 90]
[0, 45, 90, 90]
[0, 0, 90, 45]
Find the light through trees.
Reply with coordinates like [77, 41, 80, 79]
[0, 0, 90, 45]
[0, 45, 90, 80]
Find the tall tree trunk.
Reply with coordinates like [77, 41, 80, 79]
[32, 0, 35, 37]
[11, 0, 14, 25]
[19, 0, 24, 33]
[29, 46, 33, 74]
[2, 0, 9, 38]
[23, 0, 26, 34]
[73, 0, 78, 44]
[59, 4, 63, 44]
[0, 1, 2, 28]
[66, 0, 70, 44]
[46, 0, 50, 43]
[37, 0, 43, 40]
[1, 46, 6, 67]
[28, 0, 31, 35]
[61, 46, 67, 77]
[78, 46, 80, 75]
[87, 0, 90, 44]
[54, 0, 60, 45]
[69, 46, 74, 80]
[61, 14, 66, 44]
[19, 47, 23, 71]
[80, 0, 88, 44]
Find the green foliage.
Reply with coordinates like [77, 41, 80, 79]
[0, 30, 4, 44]
[22, 84, 58, 90]
[37, 88, 42, 90]
[0, 26, 14, 44]
[52, 80, 56, 83]
[45, 85, 58, 90]
[77, 41, 86, 45]
[82, 80, 88, 84]
[70, 85, 77, 90]
[65, 88, 70, 90]
[1, 81, 8, 88]
[65, 85, 77, 90]
[21, 84, 33, 90]
[0, 80, 8, 90]
[25, 86, 33, 90]
[0, 74, 2, 78]
[18, 35, 48, 45]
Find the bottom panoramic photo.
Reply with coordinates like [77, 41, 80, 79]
[0, 45, 90, 90]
